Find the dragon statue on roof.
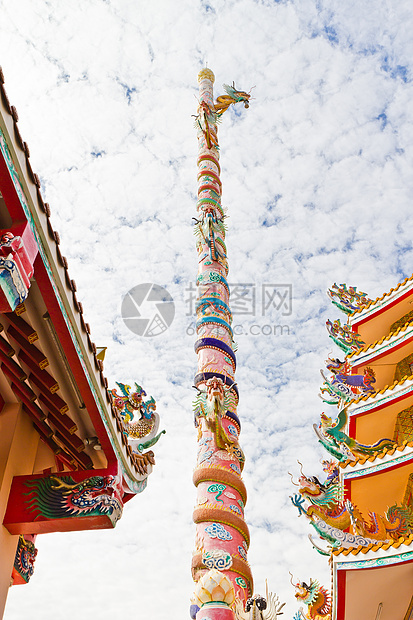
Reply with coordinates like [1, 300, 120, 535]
[291, 576, 331, 620]
[325, 319, 365, 354]
[110, 381, 165, 452]
[319, 357, 376, 405]
[313, 406, 396, 462]
[327, 283, 371, 315]
[290, 463, 413, 548]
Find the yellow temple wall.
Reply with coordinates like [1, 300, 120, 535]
[349, 461, 413, 516]
[354, 394, 413, 445]
[355, 291, 413, 345]
[0, 403, 39, 617]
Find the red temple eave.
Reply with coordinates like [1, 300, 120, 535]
[0, 121, 117, 459]
[0, 73, 150, 495]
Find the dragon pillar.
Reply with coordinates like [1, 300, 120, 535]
[191, 68, 252, 620]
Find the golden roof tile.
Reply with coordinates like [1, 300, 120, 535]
[349, 274, 413, 317]
[332, 533, 413, 557]
[338, 439, 413, 468]
[347, 318, 413, 359]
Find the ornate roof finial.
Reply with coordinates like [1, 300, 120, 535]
[198, 67, 215, 84]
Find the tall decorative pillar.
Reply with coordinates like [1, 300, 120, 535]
[190, 68, 252, 620]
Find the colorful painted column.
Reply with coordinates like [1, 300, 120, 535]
[190, 68, 252, 620]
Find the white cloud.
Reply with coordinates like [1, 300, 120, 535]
[1, 0, 413, 617]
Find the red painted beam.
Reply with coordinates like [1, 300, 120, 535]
[336, 569, 346, 620]
[3, 464, 123, 535]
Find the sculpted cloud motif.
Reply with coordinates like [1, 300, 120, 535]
[204, 522, 233, 541]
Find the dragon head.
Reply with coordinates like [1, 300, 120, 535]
[298, 474, 325, 499]
[206, 376, 226, 408]
[292, 578, 318, 605]
[320, 412, 333, 429]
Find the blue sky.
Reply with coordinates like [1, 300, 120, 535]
[1, 0, 413, 618]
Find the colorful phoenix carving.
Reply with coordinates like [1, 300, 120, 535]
[24, 474, 123, 527]
[327, 283, 371, 315]
[325, 319, 365, 354]
[313, 406, 396, 462]
[110, 382, 165, 454]
[319, 357, 376, 404]
[292, 577, 331, 620]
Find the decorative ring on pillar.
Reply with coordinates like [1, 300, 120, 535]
[195, 338, 236, 370]
[194, 372, 239, 401]
[193, 506, 250, 547]
[197, 170, 222, 186]
[198, 184, 222, 197]
[224, 410, 241, 432]
[197, 197, 222, 210]
[198, 154, 221, 174]
[193, 466, 247, 503]
[196, 317, 233, 339]
[196, 297, 231, 317]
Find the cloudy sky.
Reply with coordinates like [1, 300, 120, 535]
[1, 0, 413, 618]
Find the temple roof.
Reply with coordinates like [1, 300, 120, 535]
[0, 67, 148, 491]
[339, 440, 413, 469]
[331, 532, 413, 557]
[347, 318, 413, 362]
[349, 370, 413, 406]
[349, 273, 413, 322]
